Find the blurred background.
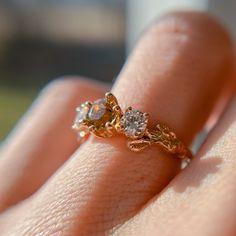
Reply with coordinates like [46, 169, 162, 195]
[0, 0, 235, 141]
[0, 0, 126, 140]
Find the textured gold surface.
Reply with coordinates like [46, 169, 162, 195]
[73, 92, 192, 161]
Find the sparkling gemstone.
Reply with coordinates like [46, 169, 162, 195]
[121, 109, 148, 138]
[88, 98, 113, 127]
[78, 129, 88, 141]
[75, 105, 89, 124]
[73, 104, 90, 138]
[88, 99, 107, 120]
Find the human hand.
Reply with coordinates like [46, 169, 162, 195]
[0, 12, 235, 236]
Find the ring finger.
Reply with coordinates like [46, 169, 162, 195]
[1, 11, 234, 236]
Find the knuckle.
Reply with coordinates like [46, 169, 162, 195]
[40, 76, 89, 97]
[44, 76, 85, 91]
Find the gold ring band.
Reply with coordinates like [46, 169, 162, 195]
[72, 92, 192, 161]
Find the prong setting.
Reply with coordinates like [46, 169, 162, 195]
[72, 92, 192, 160]
[73, 93, 122, 138]
[105, 122, 113, 130]
[85, 101, 93, 107]
[88, 125, 96, 132]
[105, 92, 113, 99]
[143, 113, 149, 119]
[119, 108, 149, 139]
[105, 92, 119, 106]
[127, 106, 133, 111]
[72, 123, 79, 130]
[112, 105, 121, 112]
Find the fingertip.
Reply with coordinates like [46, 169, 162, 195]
[148, 11, 233, 52]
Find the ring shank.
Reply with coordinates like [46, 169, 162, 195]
[128, 123, 193, 161]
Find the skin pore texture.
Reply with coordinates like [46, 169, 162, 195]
[0, 11, 235, 236]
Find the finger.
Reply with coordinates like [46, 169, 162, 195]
[115, 91, 236, 236]
[2, 12, 233, 235]
[0, 78, 107, 212]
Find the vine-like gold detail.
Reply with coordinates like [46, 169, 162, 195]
[128, 123, 192, 160]
[73, 92, 192, 161]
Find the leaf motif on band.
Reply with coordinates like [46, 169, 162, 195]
[127, 139, 151, 152]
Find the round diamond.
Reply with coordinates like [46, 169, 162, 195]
[88, 99, 107, 121]
[75, 105, 89, 124]
[73, 104, 90, 136]
[121, 109, 148, 139]
[88, 98, 114, 128]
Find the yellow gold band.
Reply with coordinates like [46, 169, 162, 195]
[72, 92, 192, 161]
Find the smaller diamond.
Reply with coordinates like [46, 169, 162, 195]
[73, 104, 90, 140]
[75, 104, 89, 125]
[120, 109, 148, 139]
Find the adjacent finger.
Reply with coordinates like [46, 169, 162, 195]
[1, 12, 233, 235]
[0, 78, 107, 212]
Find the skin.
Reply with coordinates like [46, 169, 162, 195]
[0, 11, 235, 235]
